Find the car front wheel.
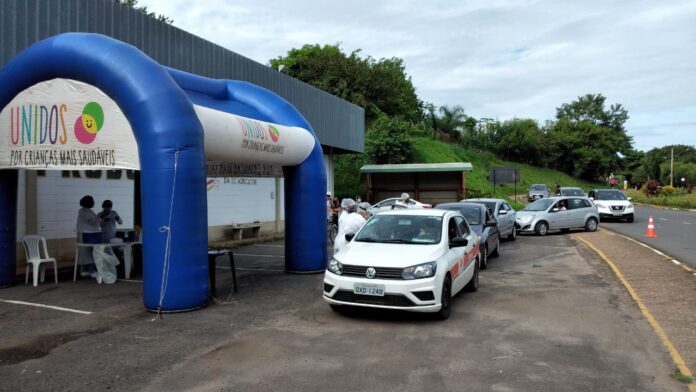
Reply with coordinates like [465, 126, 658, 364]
[437, 276, 452, 320]
[480, 245, 488, 269]
[585, 218, 598, 232]
[535, 221, 548, 236]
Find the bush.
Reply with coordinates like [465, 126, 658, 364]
[365, 115, 413, 164]
[641, 179, 660, 197]
[663, 185, 676, 194]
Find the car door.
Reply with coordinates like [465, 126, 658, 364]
[496, 202, 512, 235]
[451, 216, 473, 294]
[483, 208, 499, 249]
[547, 199, 570, 229]
[567, 198, 591, 227]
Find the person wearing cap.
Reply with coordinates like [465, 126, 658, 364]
[396, 192, 413, 208]
[357, 202, 372, 219]
[98, 199, 123, 243]
[326, 192, 334, 220]
[333, 198, 366, 255]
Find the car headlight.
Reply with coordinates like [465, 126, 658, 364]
[328, 258, 342, 275]
[627, 203, 634, 209]
[518, 215, 533, 223]
[402, 261, 437, 280]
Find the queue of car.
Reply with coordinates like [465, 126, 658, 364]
[322, 188, 634, 320]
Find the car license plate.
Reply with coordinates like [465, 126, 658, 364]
[354, 283, 385, 296]
[612, 211, 623, 216]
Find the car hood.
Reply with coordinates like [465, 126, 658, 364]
[516, 211, 539, 220]
[335, 242, 445, 268]
[594, 200, 631, 207]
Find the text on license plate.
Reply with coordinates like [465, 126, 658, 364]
[612, 211, 623, 216]
[354, 283, 385, 296]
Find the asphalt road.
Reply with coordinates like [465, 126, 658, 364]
[601, 205, 696, 269]
[0, 237, 684, 391]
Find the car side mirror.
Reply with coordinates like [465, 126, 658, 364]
[588, 197, 594, 201]
[552, 208, 559, 212]
[345, 233, 356, 242]
[627, 197, 632, 201]
[498, 210, 508, 215]
[450, 237, 468, 247]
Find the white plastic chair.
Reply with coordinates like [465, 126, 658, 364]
[22, 235, 58, 287]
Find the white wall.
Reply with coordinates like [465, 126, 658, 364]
[323, 153, 334, 195]
[206, 177, 284, 225]
[36, 171, 135, 239]
[23, 171, 285, 241]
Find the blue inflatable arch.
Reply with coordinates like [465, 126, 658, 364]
[0, 33, 327, 311]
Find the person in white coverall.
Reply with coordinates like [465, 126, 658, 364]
[333, 199, 369, 255]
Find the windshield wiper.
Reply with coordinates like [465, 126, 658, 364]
[355, 237, 380, 242]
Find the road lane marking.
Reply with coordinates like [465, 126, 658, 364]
[576, 237, 695, 390]
[0, 299, 92, 315]
[603, 229, 696, 276]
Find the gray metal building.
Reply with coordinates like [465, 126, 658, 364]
[0, 0, 365, 189]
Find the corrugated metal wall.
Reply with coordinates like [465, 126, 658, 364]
[0, 0, 364, 153]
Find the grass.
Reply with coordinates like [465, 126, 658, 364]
[410, 137, 602, 207]
[625, 189, 696, 210]
[671, 369, 694, 384]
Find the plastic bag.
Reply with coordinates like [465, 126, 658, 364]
[92, 245, 120, 284]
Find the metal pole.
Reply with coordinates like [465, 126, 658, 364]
[670, 148, 674, 187]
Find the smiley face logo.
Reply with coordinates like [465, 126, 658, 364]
[74, 102, 104, 144]
[268, 125, 280, 143]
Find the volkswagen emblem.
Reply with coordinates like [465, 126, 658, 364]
[366, 267, 376, 279]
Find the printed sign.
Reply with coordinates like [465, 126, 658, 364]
[0, 78, 138, 170]
[205, 162, 283, 178]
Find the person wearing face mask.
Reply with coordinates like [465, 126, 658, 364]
[98, 200, 123, 242]
[333, 198, 368, 255]
[77, 195, 101, 278]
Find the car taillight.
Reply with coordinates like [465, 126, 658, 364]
[423, 204, 432, 208]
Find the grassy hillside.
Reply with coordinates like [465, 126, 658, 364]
[410, 137, 602, 208]
[335, 137, 603, 208]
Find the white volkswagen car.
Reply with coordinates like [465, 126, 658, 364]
[323, 209, 480, 320]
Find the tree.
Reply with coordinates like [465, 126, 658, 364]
[115, 0, 174, 24]
[428, 105, 467, 138]
[270, 44, 422, 123]
[364, 115, 413, 164]
[488, 118, 546, 165]
[546, 94, 633, 180]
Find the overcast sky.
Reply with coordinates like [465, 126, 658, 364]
[140, 0, 696, 152]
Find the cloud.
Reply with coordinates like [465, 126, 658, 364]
[140, 0, 696, 151]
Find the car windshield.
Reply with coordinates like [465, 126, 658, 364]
[523, 198, 555, 212]
[438, 205, 481, 225]
[354, 215, 442, 244]
[531, 185, 546, 191]
[562, 188, 584, 196]
[595, 190, 626, 201]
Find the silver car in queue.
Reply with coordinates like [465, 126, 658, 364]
[461, 198, 518, 241]
[516, 196, 599, 236]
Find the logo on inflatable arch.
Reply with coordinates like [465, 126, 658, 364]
[74, 102, 104, 144]
[268, 125, 280, 143]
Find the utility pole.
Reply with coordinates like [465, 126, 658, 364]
[670, 147, 674, 187]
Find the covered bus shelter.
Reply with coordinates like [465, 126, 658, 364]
[0, 33, 327, 312]
[361, 163, 474, 205]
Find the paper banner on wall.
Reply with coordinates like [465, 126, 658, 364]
[0, 78, 139, 170]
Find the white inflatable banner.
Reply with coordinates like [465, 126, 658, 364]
[194, 105, 315, 166]
[0, 78, 139, 170]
